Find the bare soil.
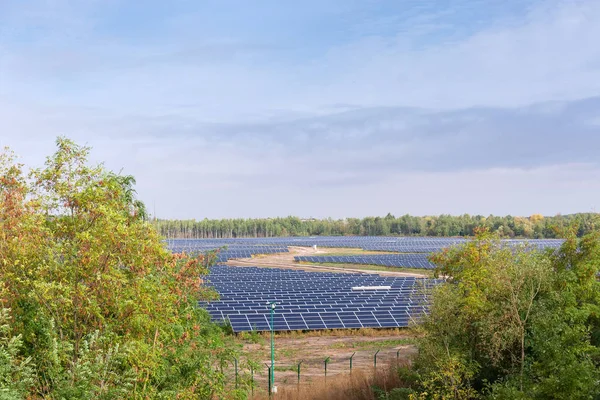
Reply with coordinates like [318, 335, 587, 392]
[242, 333, 417, 390]
[225, 246, 428, 278]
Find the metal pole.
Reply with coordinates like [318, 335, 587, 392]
[265, 363, 272, 397]
[374, 350, 380, 370]
[234, 358, 238, 389]
[350, 352, 356, 374]
[269, 302, 275, 392]
[324, 357, 330, 379]
[297, 361, 303, 385]
[251, 365, 254, 396]
[396, 349, 400, 362]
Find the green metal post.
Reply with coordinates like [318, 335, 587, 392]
[324, 357, 330, 379]
[297, 361, 303, 384]
[396, 349, 400, 362]
[350, 352, 356, 373]
[374, 349, 380, 369]
[268, 302, 276, 393]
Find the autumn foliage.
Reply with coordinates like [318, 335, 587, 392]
[0, 139, 239, 399]
[409, 229, 600, 399]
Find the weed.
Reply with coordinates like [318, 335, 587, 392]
[274, 365, 297, 372]
[251, 362, 415, 400]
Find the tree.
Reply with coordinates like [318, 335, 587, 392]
[411, 229, 600, 399]
[0, 139, 241, 398]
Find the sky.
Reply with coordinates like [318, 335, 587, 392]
[1, 0, 599, 219]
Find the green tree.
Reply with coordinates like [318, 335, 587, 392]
[411, 229, 600, 399]
[0, 139, 241, 398]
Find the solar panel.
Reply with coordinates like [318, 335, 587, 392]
[168, 237, 563, 266]
[169, 237, 564, 331]
[196, 265, 437, 332]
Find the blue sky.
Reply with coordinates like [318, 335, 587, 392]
[1, 0, 599, 219]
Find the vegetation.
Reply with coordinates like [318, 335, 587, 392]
[298, 261, 434, 276]
[5, 138, 600, 399]
[331, 338, 415, 350]
[0, 139, 245, 399]
[287, 229, 600, 399]
[379, 228, 600, 399]
[253, 363, 416, 400]
[154, 213, 598, 239]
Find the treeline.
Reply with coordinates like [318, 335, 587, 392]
[153, 213, 598, 239]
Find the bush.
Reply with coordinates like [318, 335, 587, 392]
[0, 139, 240, 398]
[410, 229, 600, 399]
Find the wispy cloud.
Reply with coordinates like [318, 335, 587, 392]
[1, 0, 599, 218]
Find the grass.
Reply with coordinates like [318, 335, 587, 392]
[274, 365, 298, 372]
[278, 347, 299, 358]
[268, 327, 418, 339]
[331, 338, 416, 350]
[237, 330, 266, 345]
[298, 261, 434, 277]
[252, 361, 416, 400]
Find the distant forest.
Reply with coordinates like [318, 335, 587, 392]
[153, 213, 598, 239]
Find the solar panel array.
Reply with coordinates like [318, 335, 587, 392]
[168, 237, 564, 255]
[167, 240, 289, 263]
[295, 254, 436, 269]
[200, 266, 438, 332]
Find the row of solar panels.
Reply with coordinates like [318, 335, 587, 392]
[207, 266, 433, 286]
[168, 245, 289, 264]
[199, 266, 438, 332]
[294, 254, 436, 269]
[224, 310, 420, 331]
[169, 237, 565, 254]
[170, 244, 289, 252]
[362, 241, 564, 253]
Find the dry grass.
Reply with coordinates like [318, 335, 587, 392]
[297, 261, 434, 277]
[269, 327, 418, 339]
[330, 337, 415, 350]
[251, 362, 413, 400]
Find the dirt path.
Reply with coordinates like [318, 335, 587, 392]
[225, 246, 428, 278]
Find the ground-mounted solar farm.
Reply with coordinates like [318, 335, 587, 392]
[167, 236, 563, 264]
[200, 266, 437, 332]
[167, 236, 564, 332]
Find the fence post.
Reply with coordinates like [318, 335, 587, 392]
[374, 349, 380, 370]
[234, 358, 238, 388]
[324, 357, 331, 379]
[265, 363, 272, 397]
[396, 349, 400, 363]
[297, 360, 303, 385]
[350, 352, 356, 374]
[250, 365, 254, 397]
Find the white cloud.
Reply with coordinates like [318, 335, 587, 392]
[1, 0, 600, 218]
